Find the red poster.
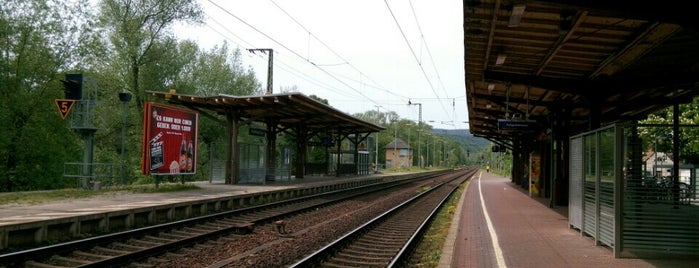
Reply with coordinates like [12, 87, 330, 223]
[142, 102, 198, 175]
[529, 153, 541, 197]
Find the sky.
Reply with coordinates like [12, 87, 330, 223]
[174, 0, 467, 129]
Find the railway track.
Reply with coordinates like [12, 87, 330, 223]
[0, 173, 444, 268]
[0, 169, 475, 267]
[290, 168, 475, 267]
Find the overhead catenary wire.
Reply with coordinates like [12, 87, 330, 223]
[200, 0, 463, 124]
[407, 0, 450, 100]
[208, 0, 382, 106]
[268, 0, 410, 101]
[205, 14, 361, 99]
[383, 0, 451, 117]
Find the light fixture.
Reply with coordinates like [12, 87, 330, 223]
[487, 84, 495, 92]
[496, 54, 507, 65]
[509, 4, 526, 27]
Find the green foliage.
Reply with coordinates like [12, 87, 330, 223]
[411, 182, 468, 267]
[0, 0, 263, 191]
[0, 0, 89, 191]
[308, 94, 329, 105]
[352, 110, 487, 168]
[187, 43, 262, 147]
[128, 183, 200, 193]
[10, 111, 82, 190]
[638, 97, 699, 164]
[0, 183, 201, 205]
[98, 0, 204, 113]
[0, 188, 102, 206]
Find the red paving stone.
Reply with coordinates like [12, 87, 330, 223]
[440, 171, 699, 268]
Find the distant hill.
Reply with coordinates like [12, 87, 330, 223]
[432, 128, 490, 153]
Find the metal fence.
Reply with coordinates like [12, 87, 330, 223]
[63, 162, 121, 189]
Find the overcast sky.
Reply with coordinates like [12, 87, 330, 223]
[174, 0, 466, 129]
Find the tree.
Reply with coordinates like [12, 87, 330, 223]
[96, 0, 203, 183]
[184, 43, 262, 180]
[0, 1, 268, 190]
[0, 0, 94, 191]
[638, 97, 699, 164]
[94, 39, 261, 183]
[98, 0, 204, 114]
[309, 94, 329, 105]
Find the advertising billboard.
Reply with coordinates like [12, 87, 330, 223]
[141, 102, 198, 175]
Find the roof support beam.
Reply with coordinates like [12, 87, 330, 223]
[530, 0, 699, 30]
[484, 70, 589, 96]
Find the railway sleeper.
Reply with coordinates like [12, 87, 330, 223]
[352, 240, 399, 250]
[383, 225, 416, 232]
[128, 238, 164, 247]
[170, 229, 197, 237]
[73, 250, 111, 261]
[113, 241, 147, 251]
[50, 255, 93, 266]
[213, 218, 239, 225]
[93, 245, 130, 255]
[362, 236, 404, 244]
[25, 260, 69, 268]
[326, 257, 389, 267]
[143, 235, 177, 243]
[181, 227, 208, 235]
[337, 250, 395, 259]
[195, 224, 225, 232]
[160, 231, 190, 240]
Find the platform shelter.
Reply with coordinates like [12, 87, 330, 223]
[463, 1, 699, 259]
[147, 90, 384, 184]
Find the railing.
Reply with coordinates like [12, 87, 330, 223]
[64, 162, 121, 189]
[641, 176, 693, 204]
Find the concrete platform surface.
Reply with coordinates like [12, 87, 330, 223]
[439, 171, 699, 268]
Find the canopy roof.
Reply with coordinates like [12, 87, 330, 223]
[147, 91, 384, 134]
[464, 0, 699, 140]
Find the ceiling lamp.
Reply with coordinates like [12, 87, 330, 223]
[495, 54, 507, 65]
[508, 4, 526, 27]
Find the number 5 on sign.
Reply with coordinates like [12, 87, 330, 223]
[54, 99, 76, 120]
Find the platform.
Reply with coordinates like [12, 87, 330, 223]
[439, 171, 699, 268]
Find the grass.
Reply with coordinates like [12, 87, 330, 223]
[411, 181, 468, 267]
[0, 189, 103, 205]
[0, 182, 202, 206]
[129, 183, 201, 193]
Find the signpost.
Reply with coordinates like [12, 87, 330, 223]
[249, 128, 266, 137]
[497, 119, 537, 132]
[54, 99, 76, 119]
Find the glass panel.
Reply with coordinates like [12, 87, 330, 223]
[584, 134, 597, 182]
[599, 128, 615, 183]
